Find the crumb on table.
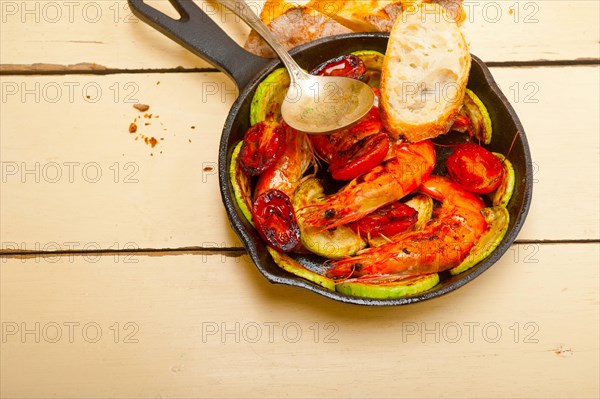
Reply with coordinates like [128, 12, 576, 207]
[133, 103, 150, 112]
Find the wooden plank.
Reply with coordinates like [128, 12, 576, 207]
[0, 0, 242, 71]
[1, 66, 598, 250]
[1, 243, 598, 398]
[490, 66, 600, 241]
[1, 0, 598, 71]
[0, 72, 242, 250]
[461, 0, 600, 63]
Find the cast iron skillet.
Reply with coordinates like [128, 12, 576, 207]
[129, 0, 533, 305]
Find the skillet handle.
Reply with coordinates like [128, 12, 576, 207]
[128, 0, 270, 89]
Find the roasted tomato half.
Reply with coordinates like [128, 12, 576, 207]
[447, 143, 504, 194]
[348, 202, 418, 238]
[310, 106, 382, 163]
[252, 189, 300, 252]
[309, 54, 367, 80]
[238, 121, 286, 176]
[330, 133, 389, 181]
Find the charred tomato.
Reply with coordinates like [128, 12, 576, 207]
[310, 107, 383, 163]
[310, 106, 382, 163]
[238, 121, 286, 176]
[447, 143, 504, 194]
[309, 54, 367, 80]
[348, 202, 418, 238]
[330, 132, 389, 181]
[252, 189, 300, 252]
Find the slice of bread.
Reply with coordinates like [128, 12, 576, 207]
[306, 0, 404, 32]
[430, 0, 466, 24]
[259, 0, 296, 25]
[306, 0, 464, 32]
[244, 1, 466, 57]
[380, 3, 470, 142]
[397, 1, 466, 27]
[243, 5, 352, 58]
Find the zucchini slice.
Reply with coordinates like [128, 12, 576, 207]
[250, 68, 290, 125]
[404, 194, 434, 231]
[459, 89, 493, 144]
[267, 247, 335, 291]
[336, 273, 440, 299]
[449, 206, 510, 275]
[489, 153, 515, 207]
[351, 50, 384, 88]
[293, 178, 366, 259]
[229, 141, 254, 225]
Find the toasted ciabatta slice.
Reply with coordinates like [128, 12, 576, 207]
[306, 0, 404, 32]
[401, 1, 466, 26]
[430, 0, 466, 24]
[243, 5, 352, 58]
[259, 0, 296, 25]
[305, 0, 464, 32]
[244, 0, 465, 57]
[380, 3, 470, 142]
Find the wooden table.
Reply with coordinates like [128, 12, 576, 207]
[1, 1, 598, 397]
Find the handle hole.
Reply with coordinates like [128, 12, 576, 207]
[149, 0, 183, 20]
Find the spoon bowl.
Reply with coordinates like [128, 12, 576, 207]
[281, 74, 375, 133]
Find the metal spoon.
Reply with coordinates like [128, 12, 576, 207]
[219, 0, 375, 134]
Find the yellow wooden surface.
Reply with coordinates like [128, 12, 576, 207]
[1, 67, 599, 249]
[1, 244, 598, 398]
[1, 0, 599, 398]
[1, 0, 599, 70]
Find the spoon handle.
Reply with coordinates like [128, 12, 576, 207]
[217, 0, 307, 82]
